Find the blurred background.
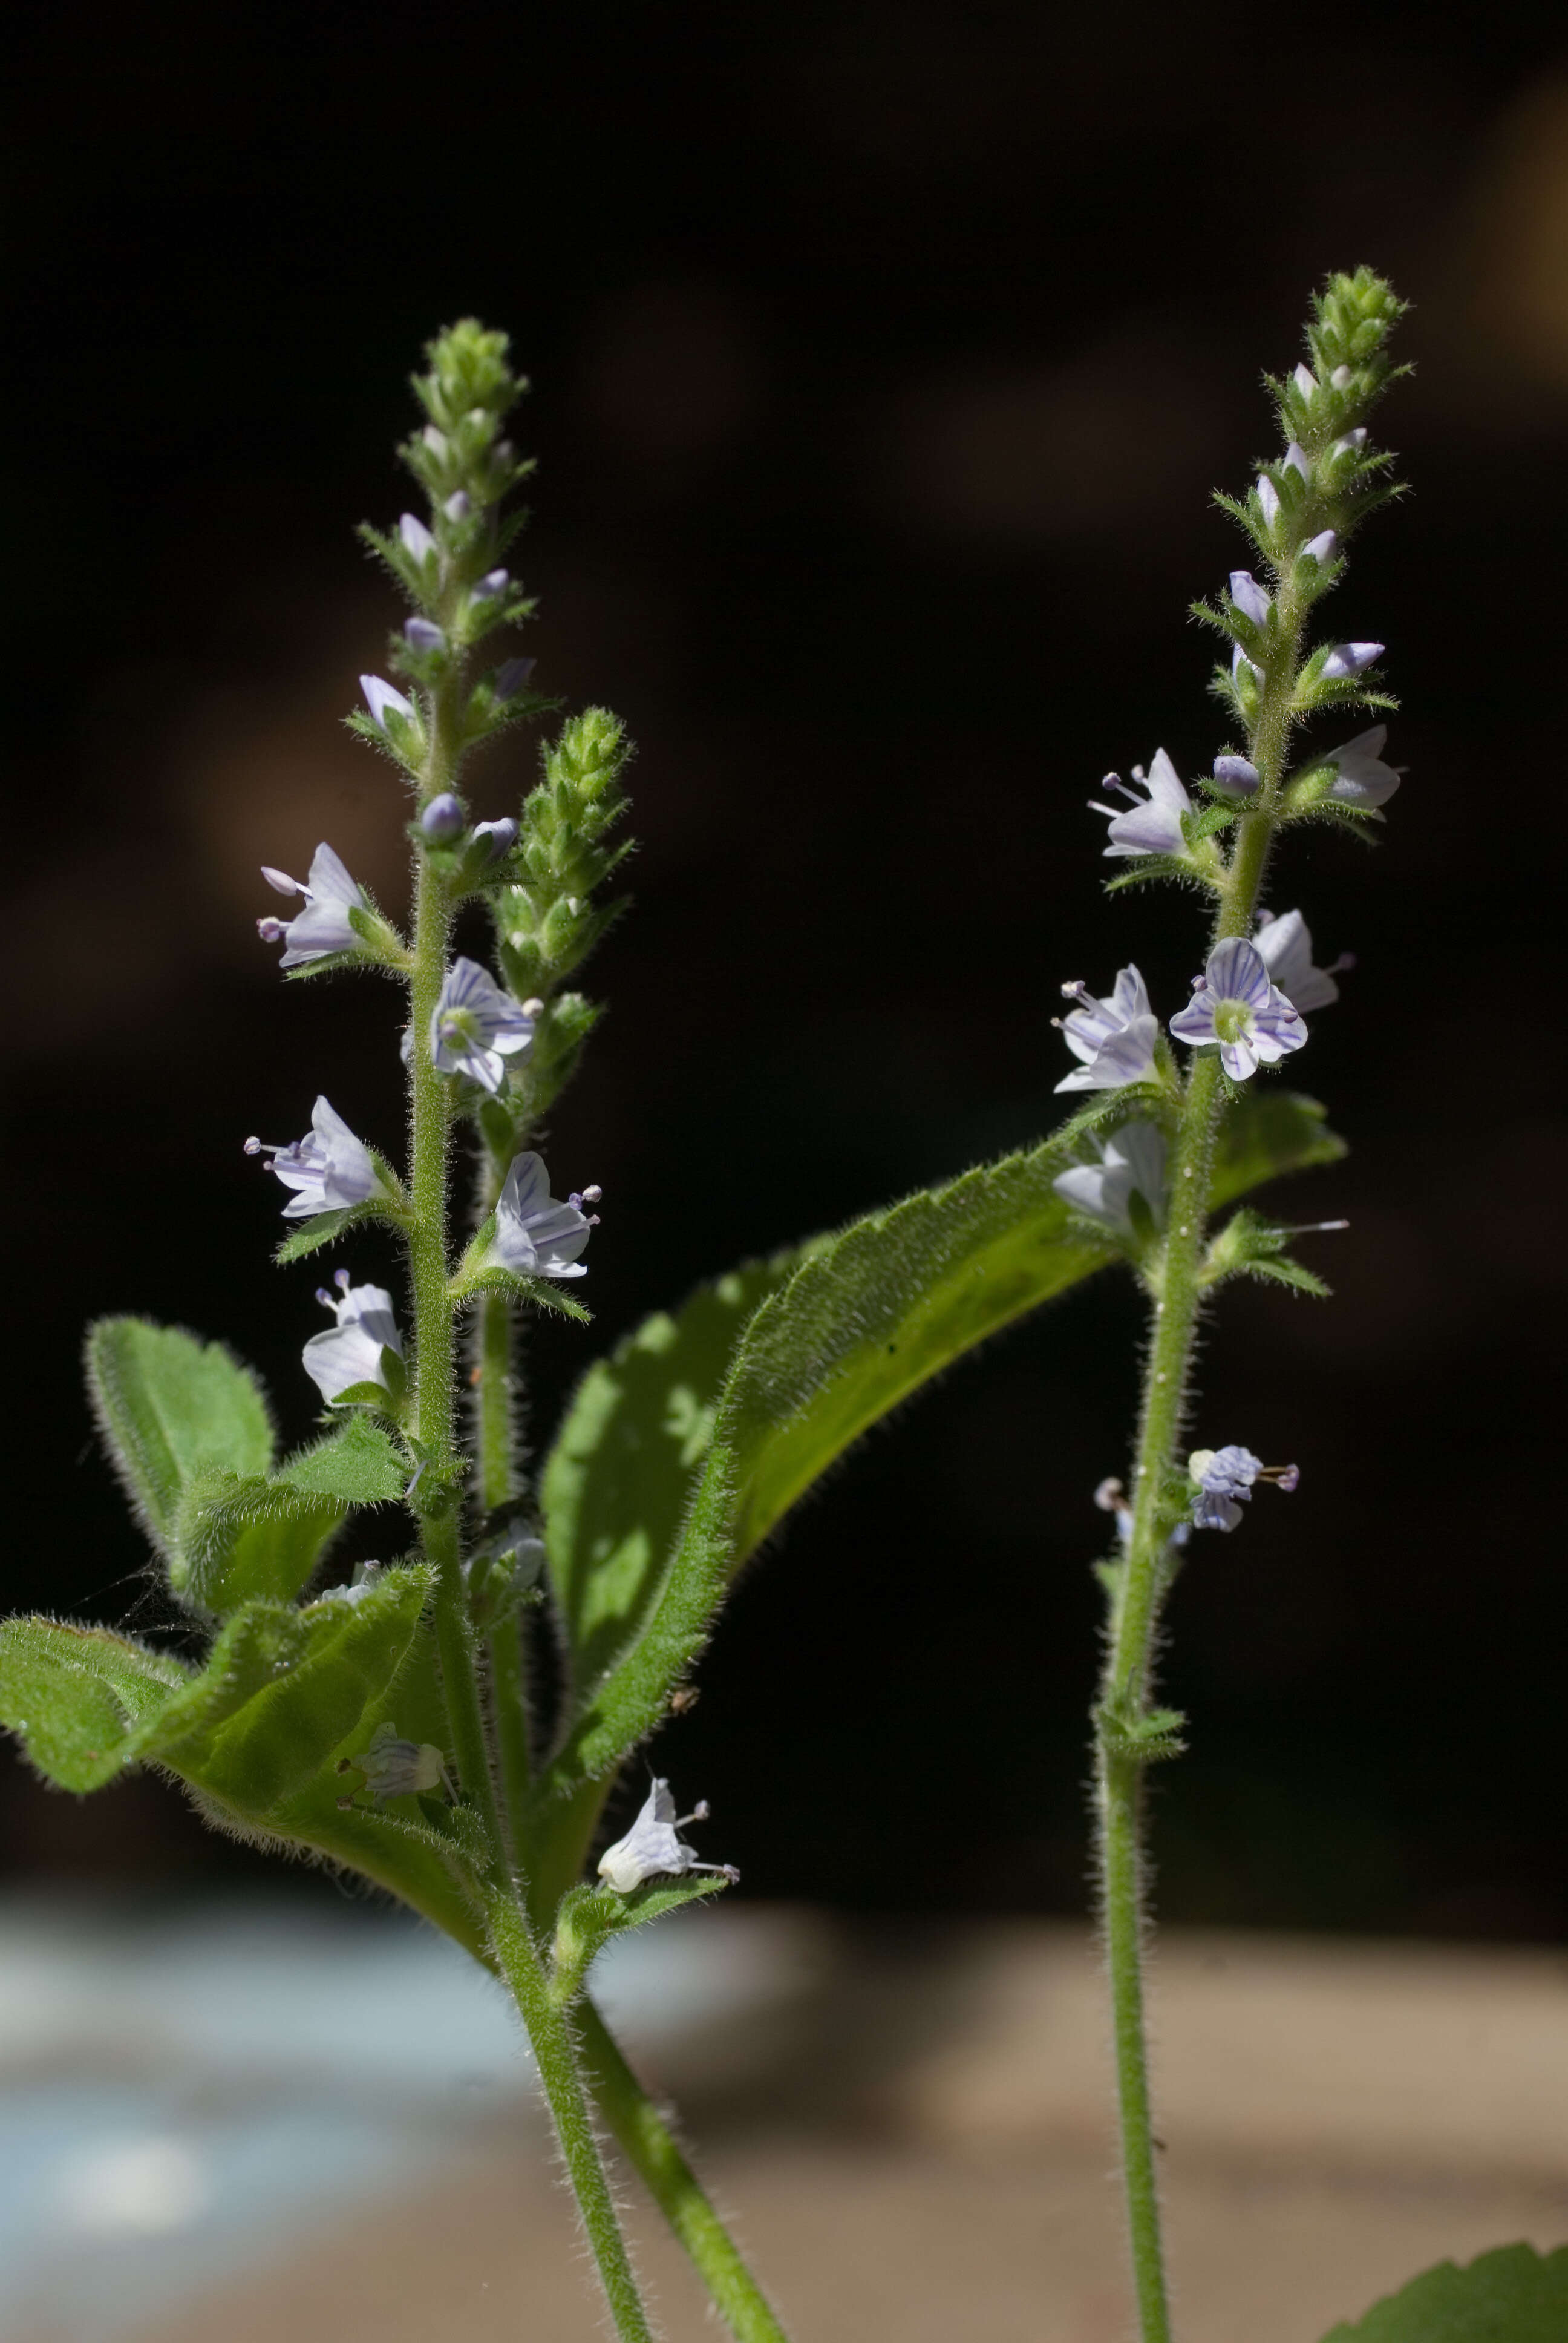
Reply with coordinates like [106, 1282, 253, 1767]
[6, 3, 1568, 2334]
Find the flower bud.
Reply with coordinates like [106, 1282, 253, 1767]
[420, 793, 466, 842]
[405, 617, 446, 654]
[1210, 755, 1259, 797]
[473, 818, 518, 861]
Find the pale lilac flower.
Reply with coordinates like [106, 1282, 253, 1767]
[1302, 529, 1338, 563]
[257, 842, 367, 967]
[348, 1719, 451, 1804]
[598, 1778, 738, 1892]
[1321, 642, 1383, 680]
[1187, 1444, 1298, 1532]
[1169, 939, 1306, 1081]
[493, 657, 536, 700]
[1211, 755, 1259, 797]
[1332, 427, 1368, 456]
[1232, 643, 1262, 686]
[1320, 723, 1404, 807]
[422, 427, 449, 457]
[398, 513, 437, 565]
[405, 617, 445, 653]
[471, 567, 509, 601]
[472, 818, 518, 860]
[419, 793, 465, 841]
[1229, 570, 1271, 626]
[245, 1096, 379, 1217]
[489, 1151, 594, 1279]
[1255, 908, 1353, 1014]
[1330, 365, 1353, 390]
[443, 490, 471, 522]
[1088, 748, 1191, 858]
[302, 1271, 404, 1401]
[1255, 474, 1280, 528]
[1293, 363, 1318, 399]
[1053, 1121, 1166, 1234]
[1054, 966, 1161, 1093]
[361, 674, 416, 733]
[1284, 442, 1311, 480]
[430, 957, 535, 1092]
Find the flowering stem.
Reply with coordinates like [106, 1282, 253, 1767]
[486, 1887, 658, 2343]
[1095, 538, 1312, 2340]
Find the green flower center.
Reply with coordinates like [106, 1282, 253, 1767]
[1212, 998, 1251, 1044]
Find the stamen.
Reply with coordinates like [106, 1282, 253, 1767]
[256, 917, 286, 942]
[333, 1268, 352, 1291]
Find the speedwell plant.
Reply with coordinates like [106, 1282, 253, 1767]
[5, 287, 1561, 2342]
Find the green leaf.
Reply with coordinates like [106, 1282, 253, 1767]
[543, 1251, 811, 1701]
[529, 1090, 1347, 1862]
[1319, 2244, 1568, 2342]
[170, 1469, 347, 1613]
[149, 1565, 434, 1815]
[86, 1319, 275, 1556]
[1210, 1087, 1345, 1208]
[279, 1415, 408, 1505]
[0, 1620, 189, 1791]
[458, 1264, 593, 1324]
[550, 1874, 731, 2005]
[274, 1206, 376, 1265]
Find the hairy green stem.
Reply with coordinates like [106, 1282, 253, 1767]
[1096, 553, 1311, 2338]
[577, 1998, 792, 2343]
[488, 1890, 658, 2343]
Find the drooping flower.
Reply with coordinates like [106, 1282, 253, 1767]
[301, 1271, 404, 1401]
[342, 1719, 451, 1805]
[244, 1096, 379, 1217]
[1169, 939, 1306, 1081]
[1187, 1444, 1299, 1532]
[256, 842, 367, 968]
[1254, 908, 1353, 1014]
[597, 1777, 738, 1893]
[1319, 723, 1404, 808]
[489, 1152, 595, 1280]
[1321, 641, 1383, 680]
[429, 957, 535, 1092]
[1053, 1121, 1166, 1234]
[360, 674, 416, 733]
[1054, 966, 1161, 1093]
[1088, 749, 1192, 859]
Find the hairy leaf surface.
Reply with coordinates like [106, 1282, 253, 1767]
[1319, 2244, 1568, 2342]
[86, 1319, 274, 1555]
[0, 1620, 189, 1791]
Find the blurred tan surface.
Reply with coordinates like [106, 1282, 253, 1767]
[129, 1922, 1568, 2342]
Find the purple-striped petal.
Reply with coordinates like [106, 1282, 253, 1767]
[1206, 939, 1270, 1008]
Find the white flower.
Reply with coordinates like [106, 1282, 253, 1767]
[302, 1273, 404, 1401]
[245, 1096, 379, 1218]
[1053, 1121, 1166, 1233]
[489, 1152, 593, 1280]
[360, 674, 416, 732]
[1302, 529, 1338, 563]
[1319, 723, 1404, 808]
[430, 957, 535, 1092]
[597, 1778, 737, 1893]
[257, 842, 367, 968]
[1054, 966, 1161, 1093]
[1255, 908, 1352, 1014]
[1168, 939, 1307, 1081]
[1088, 749, 1191, 859]
[1293, 363, 1318, 399]
[1255, 474, 1280, 528]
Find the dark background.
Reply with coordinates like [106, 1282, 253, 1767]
[6, 3, 1567, 1937]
